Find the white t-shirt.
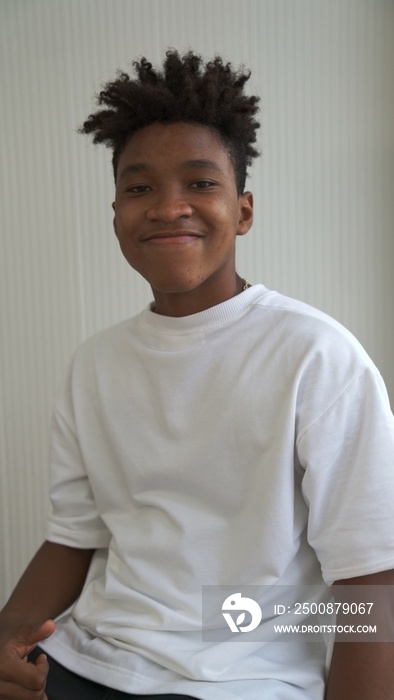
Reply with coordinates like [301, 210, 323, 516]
[41, 285, 394, 699]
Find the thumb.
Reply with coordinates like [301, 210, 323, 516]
[34, 652, 50, 672]
[13, 620, 56, 658]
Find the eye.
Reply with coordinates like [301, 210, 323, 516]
[125, 184, 152, 194]
[190, 180, 216, 189]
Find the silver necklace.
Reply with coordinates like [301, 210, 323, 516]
[242, 279, 252, 291]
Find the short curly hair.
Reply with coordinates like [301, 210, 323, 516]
[80, 50, 260, 194]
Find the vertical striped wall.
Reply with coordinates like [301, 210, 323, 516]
[1, 0, 393, 604]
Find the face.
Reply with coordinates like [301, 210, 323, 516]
[113, 122, 253, 316]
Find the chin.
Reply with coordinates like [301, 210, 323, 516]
[152, 282, 202, 295]
[148, 273, 206, 294]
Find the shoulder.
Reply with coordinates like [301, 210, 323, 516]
[249, 286, 375, 375]
[71, 313, 142, 366]
[252, 286, 364, 341]
[54, 312, 145, 409]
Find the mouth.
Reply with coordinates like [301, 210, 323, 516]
[142, 230, 204, 245]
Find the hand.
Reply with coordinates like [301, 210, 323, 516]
[0, 619, 55, 699]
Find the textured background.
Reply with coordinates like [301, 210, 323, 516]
[1, 0, 393, 605]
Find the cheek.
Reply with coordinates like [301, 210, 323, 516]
[206, 198, 236, 228]
[113, 213, 140, 263]
[209, 199, 240, 241]
[114, 209, 137, 242]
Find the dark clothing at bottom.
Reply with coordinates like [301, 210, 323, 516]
[28, 647, 199, 700]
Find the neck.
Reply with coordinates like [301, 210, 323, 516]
[151, 275, 248, 317]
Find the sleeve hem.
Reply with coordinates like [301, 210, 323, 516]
[323, 558, 394, 586]
[46, 531, 110, 549]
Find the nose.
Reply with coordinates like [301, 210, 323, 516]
[146, 188, 193, 223]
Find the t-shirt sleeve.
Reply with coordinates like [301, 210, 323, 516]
[298, 366, 394, 585]
[46, 363, 111, 549]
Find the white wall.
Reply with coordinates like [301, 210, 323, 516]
[1, 0, 393, 605]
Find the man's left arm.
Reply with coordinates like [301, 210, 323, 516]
[325, 569, 394, 700]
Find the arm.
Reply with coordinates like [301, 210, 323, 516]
[0, 540, 95, 699]
[325, 569, 394, 700]
[1, 540, 95, 623]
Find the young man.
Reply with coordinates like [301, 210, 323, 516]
[1, 50, 394, 700]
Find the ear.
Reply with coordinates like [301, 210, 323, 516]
[112, 202, 118, 239]
[237, 192, 253, 236]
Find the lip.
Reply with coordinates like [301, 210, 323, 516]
[142, 230, 204, 244]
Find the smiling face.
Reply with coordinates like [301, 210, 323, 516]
[113, 122, 253, 316]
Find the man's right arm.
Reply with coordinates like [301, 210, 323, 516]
[0, 540, 95, 699]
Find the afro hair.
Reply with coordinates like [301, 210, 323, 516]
[80, 50, 260, 194]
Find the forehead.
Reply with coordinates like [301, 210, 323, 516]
[116, 122, 235, 179]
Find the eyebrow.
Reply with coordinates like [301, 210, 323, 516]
[118, 163, 152, 179]
[118, 159, 224, 180]
[183, 159, 223, 173]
